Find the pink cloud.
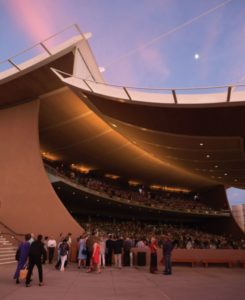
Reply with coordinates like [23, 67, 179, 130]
[4, 0, 56, 43]
[138, 47, 170, 82]
[198, 13, 223, 81]
[228, 24, 245, 83]
[104, 57, 141, 87]
[103, 46, 170, 87]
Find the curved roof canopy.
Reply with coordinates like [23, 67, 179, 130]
[1, 26, 245, 190]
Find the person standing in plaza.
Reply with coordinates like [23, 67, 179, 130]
[13, 233, 31, 284]
[114, 236, 123, 269]
[47, 236, 57, 264]
[162, 235, 174, 275]
[59, 238, 70, 272]
[91, 238, 101, 273]
[149, 237, 158, 274]
[25, 234, 46, 287]
[105, 234, 114, 266]
[123, 236, 132, 267]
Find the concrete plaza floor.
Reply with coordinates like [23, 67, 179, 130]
[1, 263, 245, 300]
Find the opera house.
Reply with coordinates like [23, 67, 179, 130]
[0, 25, 244, 270]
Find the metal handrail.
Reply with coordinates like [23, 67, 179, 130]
[0, 24, 83, 72]
[0, 221, 25, 241]
[51, 67, 245, 105]
[52, 67, 245, 91]
[0, 232, 22, 243]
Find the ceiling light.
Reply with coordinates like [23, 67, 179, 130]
[214, 165, 218, 168]
[234, 179, 238, 182]
[199, 142, 204, 146]
[128, 180, 141, 186]
[206, 154, 210, 158]
[71, 164, 91, 174]
[218, 176, 222, 179]
[224, 173, 228, 176]
[105, 174, 120, 180]
[42, 152, 59, 161]
[111, 123, 117, 128]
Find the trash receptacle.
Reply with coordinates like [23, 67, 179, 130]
[137, 252, 146, 266]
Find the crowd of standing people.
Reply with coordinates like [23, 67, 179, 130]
[76, 230, 174, 275]
[13, 218, 245, 287]
[13, 227, 176, 288]
[14, 232, 72, 287]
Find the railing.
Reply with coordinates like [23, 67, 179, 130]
[51, 68, 245, 105]
[0, 221, 25, 243]
[0, 24, 84, 76]
[1, 23, 244, 104]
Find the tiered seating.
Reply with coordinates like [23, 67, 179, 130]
[44, 161, 225, 215]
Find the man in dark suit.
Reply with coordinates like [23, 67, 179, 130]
[26, 234, 45, 287]
[162, 235, 174, 275]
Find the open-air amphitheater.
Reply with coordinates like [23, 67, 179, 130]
[0, 25, 244, 300]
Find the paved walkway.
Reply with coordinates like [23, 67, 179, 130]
[1, 263, 245, 300]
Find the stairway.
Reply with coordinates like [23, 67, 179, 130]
[0, 235, 17, 265]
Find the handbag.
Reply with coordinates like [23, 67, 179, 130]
[19, 268, 28, 280]
[82, 248, 88, 255]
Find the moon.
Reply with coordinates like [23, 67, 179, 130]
[194, 53, 200, 60]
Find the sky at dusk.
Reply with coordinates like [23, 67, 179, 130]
[226, 187, 245, 207]
[1, 0, 245, 206]
[1, 0, 245, 89]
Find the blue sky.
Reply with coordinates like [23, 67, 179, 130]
[1, 0, 245, 206]
[1, 0, 245, 89]
[226, 187, 245, 207]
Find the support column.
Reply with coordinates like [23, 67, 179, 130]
[0, 100, 83, 239]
